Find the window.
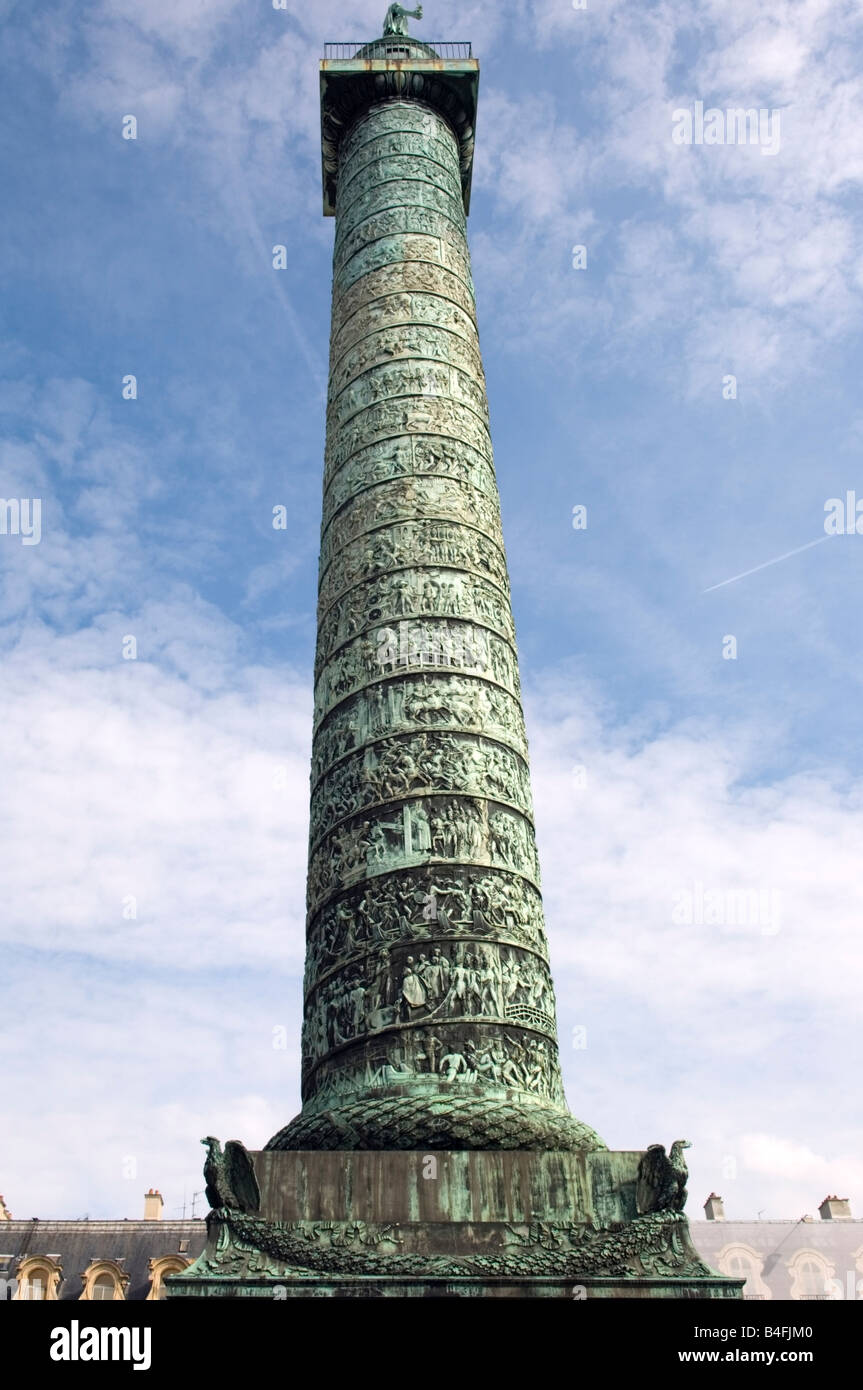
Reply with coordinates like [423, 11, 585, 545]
[716, 1244, 772, 1299]
[15, 1258, 62, 1300]
[799, 1260, 824, 1296]
[795, 1257, 832, 1299]
[147, 1256, 191, 1300]
[79, 1261, 128, 1300]
[788, 1250, 836, 1300]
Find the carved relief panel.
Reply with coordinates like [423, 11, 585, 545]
[330, 291, 479, 373]
[330, 260, 476, 349]
[326, 358, 489, 438]
[309, 732, 534, 847]
[312, 625, 521, 727]
[314, 567, 515, 676]
[319, 476, 503, 576]
[304, 865, 549, 988]
[306, 795, 542, 928]
[317, 520, 510, 618]
[304, 1020, 566, 1111]
[323, 435, 497, 519]
[310, 675, 529, 786]
[336, 232, 473, 298]
[303, 939, 557, 1070]
[334, 204, 468, 278]
[328, 321, 486, 401]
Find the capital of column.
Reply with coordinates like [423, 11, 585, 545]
[319, 48, 479, 216]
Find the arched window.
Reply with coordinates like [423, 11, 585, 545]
[14, 1256, 62, 1301]
[23, 1271, 46, 1301]
[147, 1256, 192, 1300]
[716, 1244, 772, 1299]
[788, 1250, 836, 1300]
[79, 1260, 128, 1301]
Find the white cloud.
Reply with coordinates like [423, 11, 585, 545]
[100, 0, 243, 52]
[530, 678, 863, 1012]
[2, 964, 299, 1219]
[0, 606, 311, 972]
[523, 675, 861, 1213]
[740, 1134, 863, 1194]
[490, 0, 863, 391]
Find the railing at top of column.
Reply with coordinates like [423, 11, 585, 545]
[323, 42, 472, 60]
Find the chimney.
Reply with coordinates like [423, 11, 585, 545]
[818, 1195, 852, 1221]
[143, 1189, 164, 1221]
[703, 1193, 725, 1221]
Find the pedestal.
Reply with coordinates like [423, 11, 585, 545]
[168, 1150, 742, 1299]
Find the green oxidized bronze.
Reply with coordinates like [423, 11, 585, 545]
[168, 18, 743, 1300]
[196, 1208, 715, 1283]
[266, 21, 603, 1155]
[383, 4, 423, 37]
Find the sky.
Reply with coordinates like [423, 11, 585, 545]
[1, 0, 861, 1228]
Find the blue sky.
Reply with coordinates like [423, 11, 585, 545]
[1, 0, 861, 1225]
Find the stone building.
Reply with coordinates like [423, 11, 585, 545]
[0, 1190, 205, 1301]
[691, 1194, 862, 1300]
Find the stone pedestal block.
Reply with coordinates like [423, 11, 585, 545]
[168, 1150, 742, 1299]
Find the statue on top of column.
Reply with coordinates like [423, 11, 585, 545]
[383, 5, 423, 37]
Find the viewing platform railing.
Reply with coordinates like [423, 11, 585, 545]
[323, 41, 472, 61]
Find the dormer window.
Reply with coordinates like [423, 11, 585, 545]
[79, 1260, 128, 1300]
[14, 1256, 62, 1300]
[91, 1272, 117, 1300]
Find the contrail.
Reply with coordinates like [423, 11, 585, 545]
[229, 158, 328, 402]
[702, 534, 832, 593]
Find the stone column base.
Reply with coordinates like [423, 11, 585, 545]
[167, 1149, 742, 1300]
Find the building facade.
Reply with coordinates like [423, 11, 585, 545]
[0, 1191, 204, 1301]
[692, 1195, 862, 1301]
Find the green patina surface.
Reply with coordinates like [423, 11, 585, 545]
[268, 28, 600, 1154]
[169, 1149, 741, 1298]
[170, 15, 742, 1299]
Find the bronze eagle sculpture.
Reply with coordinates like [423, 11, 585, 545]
[201, 1136, 260, 1214]
[636, 1139, 691, 1214]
